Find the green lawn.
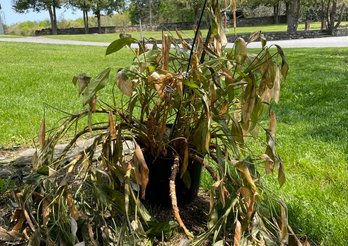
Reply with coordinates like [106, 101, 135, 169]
[0, 42, 133, 146]
[268, 48, 348, 245]
[45, 22, 348, 43]
[0, 41, 347, 245]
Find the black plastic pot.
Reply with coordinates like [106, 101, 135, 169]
[144, 154, 202, 206]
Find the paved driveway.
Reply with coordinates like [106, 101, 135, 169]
[0, 35, 347, 48]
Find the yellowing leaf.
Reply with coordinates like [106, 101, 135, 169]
[234, 38, 247, 64]
[135, 143, 149, 199]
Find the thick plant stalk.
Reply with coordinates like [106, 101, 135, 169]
[169, 155, 193, 239]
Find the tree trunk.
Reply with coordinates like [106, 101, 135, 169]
[83, 10, 89, 34]
[320, 0, 327, 30]
[48, 5, 58, 35]
[334, 4, 346, 29]
[287, 0, 301, 33]
[328, 0, 337, 34]
[97, 11, 102, 34]
[273, 2, 280, 24]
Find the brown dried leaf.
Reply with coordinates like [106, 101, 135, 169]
[89, 95, 97, 112]
[280, 201, 289, 244]
[278, 160, 286, 187]
[242, 78, 256, 132]
[116, 69, 133, 97]
[232, 118, 244, 146]
[235, 161, 257, 191]
[233, 220, 242, 246]
[39, 116, 46, 147]
[67, 192, 80, 220]
[273, 68, 281, 103]
[162, 33, 170, 70]
[42, 199, 50, 227]
[23, 209, 35, 232]
[260, 154, 274, 174]
[269, 111, 277, 137]
[108, 111, 116, 140]
[135, 143, 149, 199]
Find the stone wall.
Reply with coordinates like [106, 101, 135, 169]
[35, 16, 288, 36]
[237, 15, 287, 26]
[226, 28, 348, 42]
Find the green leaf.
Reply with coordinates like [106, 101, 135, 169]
[82, 68, 111, 105]
[105, 37, 137, 56]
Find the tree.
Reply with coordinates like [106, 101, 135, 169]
[12, 0, 64, 35]
[285, 0, 301, 32]
[69, 0, 92, 34]
[327, 0, 347, 34]
[90, 0, 125, 33]
[241, 0, 283, 24]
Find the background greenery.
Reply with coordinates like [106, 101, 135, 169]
[0, 41, 347, 244]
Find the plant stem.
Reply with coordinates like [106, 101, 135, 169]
[169, 155, 193, 239]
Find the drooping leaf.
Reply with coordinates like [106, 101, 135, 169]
[116, 68, 133, 97]
[241, 76, 256, 132]
[274, 45, 289, 78]
[278, 160, 286, 187]
[233, 220, 242, 246]
[135, 143, 149, 199]
[269, 111, 277, 137]
[235, 161, 257, 191]
[39, 116, 46, 147]
[73, 73, 91, 95]
[279, 202, 289, 244]
[234, 38, 247, 64]
[248, 31, 262, 43]
[273, 68, 281, 103]
[231, 118, 244, 146]
[42, 199, 50, 227]
[82, 68, 110, 105]
[260, 154, 274, 174]
[106, 37, 137, 56]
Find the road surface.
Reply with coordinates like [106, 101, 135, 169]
[0, 36, 347, 48]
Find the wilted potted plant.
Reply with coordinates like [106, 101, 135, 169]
[7, 0, 300, 245]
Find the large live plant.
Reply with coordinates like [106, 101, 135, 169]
[7, 0, 303, 245]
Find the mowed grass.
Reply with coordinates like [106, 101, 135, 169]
[45, 22, 348, 43]
[0, 42, 133, 146]
[268, 47, 348, 245]
[0, 41, 347, 245]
